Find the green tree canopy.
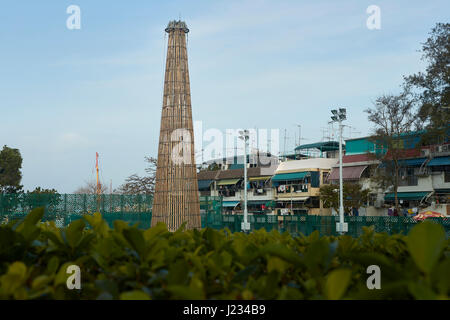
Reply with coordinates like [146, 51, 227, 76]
[0, 145, 23, 194]
[404, 22, 450, 144]
[320, 183, 370, 215]
[365, 91, 417, 212]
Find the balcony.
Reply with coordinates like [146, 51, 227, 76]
[252, 188, 267, 196]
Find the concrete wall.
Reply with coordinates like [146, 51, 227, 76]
[397, 175, 433, 193]
[432, 172, 450, 190]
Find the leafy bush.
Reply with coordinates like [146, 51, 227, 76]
[0, 208, 449, 300]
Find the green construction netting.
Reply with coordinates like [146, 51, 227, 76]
[1, 194, 449, 238]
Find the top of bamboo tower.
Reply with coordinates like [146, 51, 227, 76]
[165, 20, 189, 33]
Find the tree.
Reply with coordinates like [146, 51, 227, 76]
[115, 156, 157, 195]
[0, 145, 23, 194]
[404, 23, 450, 144]
[365, 91, 417, 213]
[22, 187, 62, 212]
[74, 180, 109, 194]
[320, 183, 370, 215]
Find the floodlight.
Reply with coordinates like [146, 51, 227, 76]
[331, 116, 338, 121]
[339, 108, 346, 115]
[339, 114, 346, 121]
[331, 110, 338, 116]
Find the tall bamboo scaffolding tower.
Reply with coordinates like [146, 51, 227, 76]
[152, 20, 201, 231]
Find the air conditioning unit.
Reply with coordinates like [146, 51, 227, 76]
[442, 145, 449, 152]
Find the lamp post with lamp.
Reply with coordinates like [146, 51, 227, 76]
[331, 109, 348, 234]
[239, 130, 251, 232]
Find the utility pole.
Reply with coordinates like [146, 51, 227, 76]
[239, 130, 250, 233]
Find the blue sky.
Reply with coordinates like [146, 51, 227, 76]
[1, 0, 449, 193]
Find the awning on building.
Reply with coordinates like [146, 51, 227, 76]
[222, 201, 240, 207]
[217, 178, 240, 186]
[329, 165, 367, 181]
[247, 200, 268, 205]
[379, 158, 427, 168]
[427, 156, 450, 166]
[272, 172, 309, 181]
[265, 200, 276, 207]
[277, 197, 310, 201]
[198, 180, 213, 190]
[249, 176, 271, 181]
[384, 192, 431, 201]
[400, 158, 427, 166]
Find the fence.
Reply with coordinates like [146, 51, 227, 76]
[216, 214, 450, 238]
[1, 194, 449, 237]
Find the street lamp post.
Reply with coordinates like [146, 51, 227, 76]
[331, 109, 348, 234]
[239, 130, 250, 232]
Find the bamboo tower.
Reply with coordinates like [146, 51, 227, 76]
[152, 20, 201, 231]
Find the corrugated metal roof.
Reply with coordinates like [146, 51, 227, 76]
[197, 170, 220, 180]
[216, 168, 261, 179]
[295, 141, 341, 151]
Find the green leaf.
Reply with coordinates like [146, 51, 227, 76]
[84, 212, 109, 236]
[267, 256, 288, 273]
[22, 207, 45, 227]
[0, 262, 28, 294]
[43, 230, 64, 248]
[46, 256, 60, 275]
[167, 259, 189, 285]
[261, 243, 304, 267]
[406, 221, 446, 274]
[408, 282, 438, 300]
[66, 219, 86, 248]
[143, 222, 167, 242]
[120, 290, 151, 300]
[32, 275, 52, 290]
[167, 284, 204, 300]
[123, 228, 146, 258]
[325, 269, 352, 300]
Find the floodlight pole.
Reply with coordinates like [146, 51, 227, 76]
[331, 109, 348, 234]
[240, 130, 250, 233]
[338, 120, 345, 233]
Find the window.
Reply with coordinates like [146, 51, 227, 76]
[398, 167, 418, 186]
[445, 170, 450, 183]
[322, 172, 329, 184]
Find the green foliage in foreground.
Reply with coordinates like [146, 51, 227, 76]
[0, 208, 449, 300]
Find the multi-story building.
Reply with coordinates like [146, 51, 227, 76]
[272, 157, 337, 215]
[329, 132, 450, 216]
[197, 131, 450, 217]
[197, 152, 279, 214]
